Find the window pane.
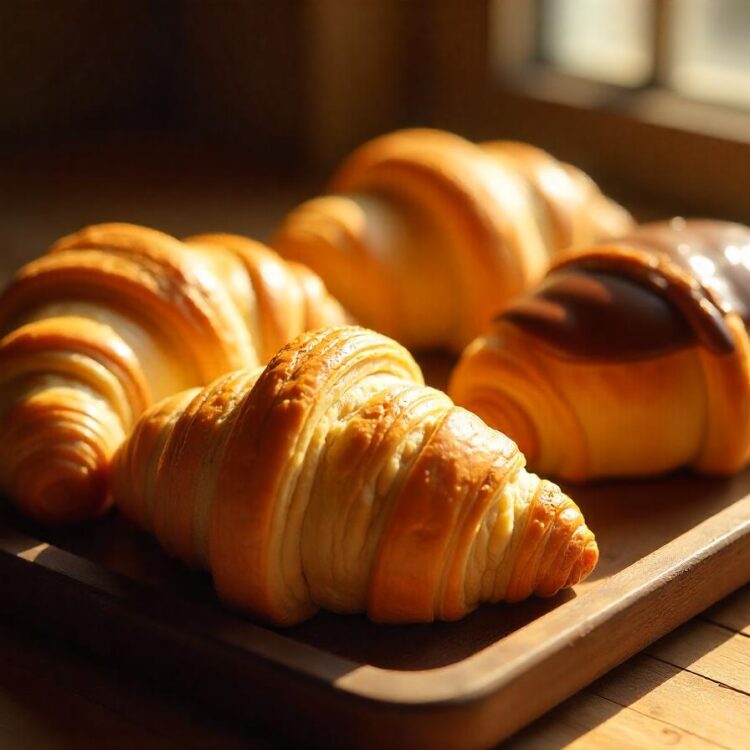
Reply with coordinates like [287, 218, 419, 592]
[670, 0, 750, 108]
[540, 0, 653, 86]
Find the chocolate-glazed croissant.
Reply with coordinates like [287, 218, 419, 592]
[272, 128, 632, 350]
[450, 219, 750, 480]
[0, 223, 347, 524]
[112, 326, 598, 625]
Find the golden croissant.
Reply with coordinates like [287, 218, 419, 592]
[450, 219, 750, 481]
[271, 128, 633, 351]
[0, 223, 347, 524]
[112, 326, 598, 625]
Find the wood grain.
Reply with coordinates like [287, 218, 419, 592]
[703, 587, 750, 637]
[594, 655, 750, 749]
[507, 690, 724, 750]
[647, 620, 750, 694]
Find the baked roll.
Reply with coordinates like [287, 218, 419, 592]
[449, 219, 750, 480]
[272, 128, 633, 350]
[0, 223, 347, 524]
[112, 326, 598, 625]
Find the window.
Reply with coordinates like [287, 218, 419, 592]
[527, 0, 750, 109]
[540, 0, 653, 88]
[670, 0, 750, 108]
[473, 0, 750, 221]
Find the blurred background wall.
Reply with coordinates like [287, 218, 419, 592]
[1, 1, 749, 276]
[0, 1, 453, 169]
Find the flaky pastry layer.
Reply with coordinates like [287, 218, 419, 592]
[113, 326, 597, 625]
[272, 129, 632, 350]
[0, 223, 347, 523]
[450, 219, 750, 480]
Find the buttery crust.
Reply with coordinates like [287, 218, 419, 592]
[112, 326, 598, 625]
[272, 128, 632, 350]
[0, 223, 347, 524]
[450, 219, 750, 480]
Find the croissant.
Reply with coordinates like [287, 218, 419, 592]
[111, 326, 598, 625]
[271, 128, 633, 351]
[0, 223, 347, 524]
[449, 219, 750, 481]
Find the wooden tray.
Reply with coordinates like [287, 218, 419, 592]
[2, 471, 749, 748]
[1, 356, 749, 749]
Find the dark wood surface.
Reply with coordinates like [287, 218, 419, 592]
[1, 585, 747, 749]
[0, 585, 748, 750]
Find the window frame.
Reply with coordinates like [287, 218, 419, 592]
[428, 0, 750, 222]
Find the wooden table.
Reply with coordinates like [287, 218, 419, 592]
[0, 585, 746, 749]
[1, 134, 748, 749]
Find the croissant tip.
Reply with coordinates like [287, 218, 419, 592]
[11, 461, 111, 525]
[567, 537, 599, 588]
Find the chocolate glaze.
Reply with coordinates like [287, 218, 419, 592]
[504, 269, 697, 360]
[618, 219, 750, 325]
[502, 219, 749, 361]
